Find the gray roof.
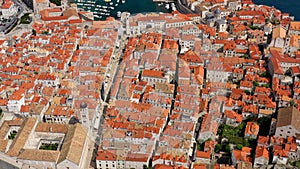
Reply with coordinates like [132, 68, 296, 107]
[216, 19, 226, 25]
[214, 9, 221, 15]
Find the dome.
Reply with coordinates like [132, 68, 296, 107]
[80, 102, 87, 109]
[214, 9, 221, 15]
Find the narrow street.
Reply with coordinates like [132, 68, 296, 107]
[88, 34, 128, 168]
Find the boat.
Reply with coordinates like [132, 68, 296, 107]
[83, 3, 93, 6]
[86, 0, 95, 3]
[117, 11, 121, 17]
[165, 4, 170, 9]
[158, 2, 163, 6]
[109, 6, 114, 9]
[115, 3, 118, 6]
[96, 5, 102, 7]
[122, 0, 125, 3]
[103, 6, 108, 8]
[109, 2, 113, 5]
[104, 0, 111, 2]
[171, 3, 176, 11]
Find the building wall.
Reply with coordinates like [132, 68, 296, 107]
[18, 159, 56, 169]
[280, 62, 300, 73]
[195, 157, 210, 164]
[206, 70, 231, 82]
[125, 161, 146, 169]
[166, 21, 193, 29]
[57, 159, 80, 169]
[8, 97, 25, 113]
[275, 125, 299, 138]
[289, 30, 300, 36]
[138, 21, 165, 33]
[253, 157, 268, 168]
[141, 76, 169, 85]
[179, 39, 195, 49]
[2, 6, 17, 18]
[96, 160, 126, 169]
[272, 156, 288, 165]
[35, 78, 59, 87]
[198, 131, 215, 141]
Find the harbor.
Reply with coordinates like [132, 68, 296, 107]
[73, 0, 173, 20]
[253, 0, 300, 20]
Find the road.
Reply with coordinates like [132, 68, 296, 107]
[87, 33, 128, 168]
[0, 0, 33, 36]
[0, 153, 22, 169]
[102, 37, 127, 102]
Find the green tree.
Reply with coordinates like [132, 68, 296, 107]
[249, 25, 260, 30]
[215, 144, 222, 153]
[32, 29, 36, 36]
[50, 0, 61, 6]
[253, 81, 259, 87]
[242, 54, 250, 59]
[20, 13, 31, 24]
[225, 144, 231, 153]
[259, 72, 267, 77]
[236, 144, 243, 150]
[42, 31, 49, 35]
[291, 161, 300, 168]
[244, 90, 251, 95]
[261, 84, 270, 88]
[257, 116, 271, 136]
[290, 100, 296, 106]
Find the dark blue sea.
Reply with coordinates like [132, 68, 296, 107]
[253, 0, 300, 21]
[73, 0, 300, 21]
[73, 0, 171, 20]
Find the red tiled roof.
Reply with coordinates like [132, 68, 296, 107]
[142, 70, 164, 78]
[245, 122, 259, 136]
